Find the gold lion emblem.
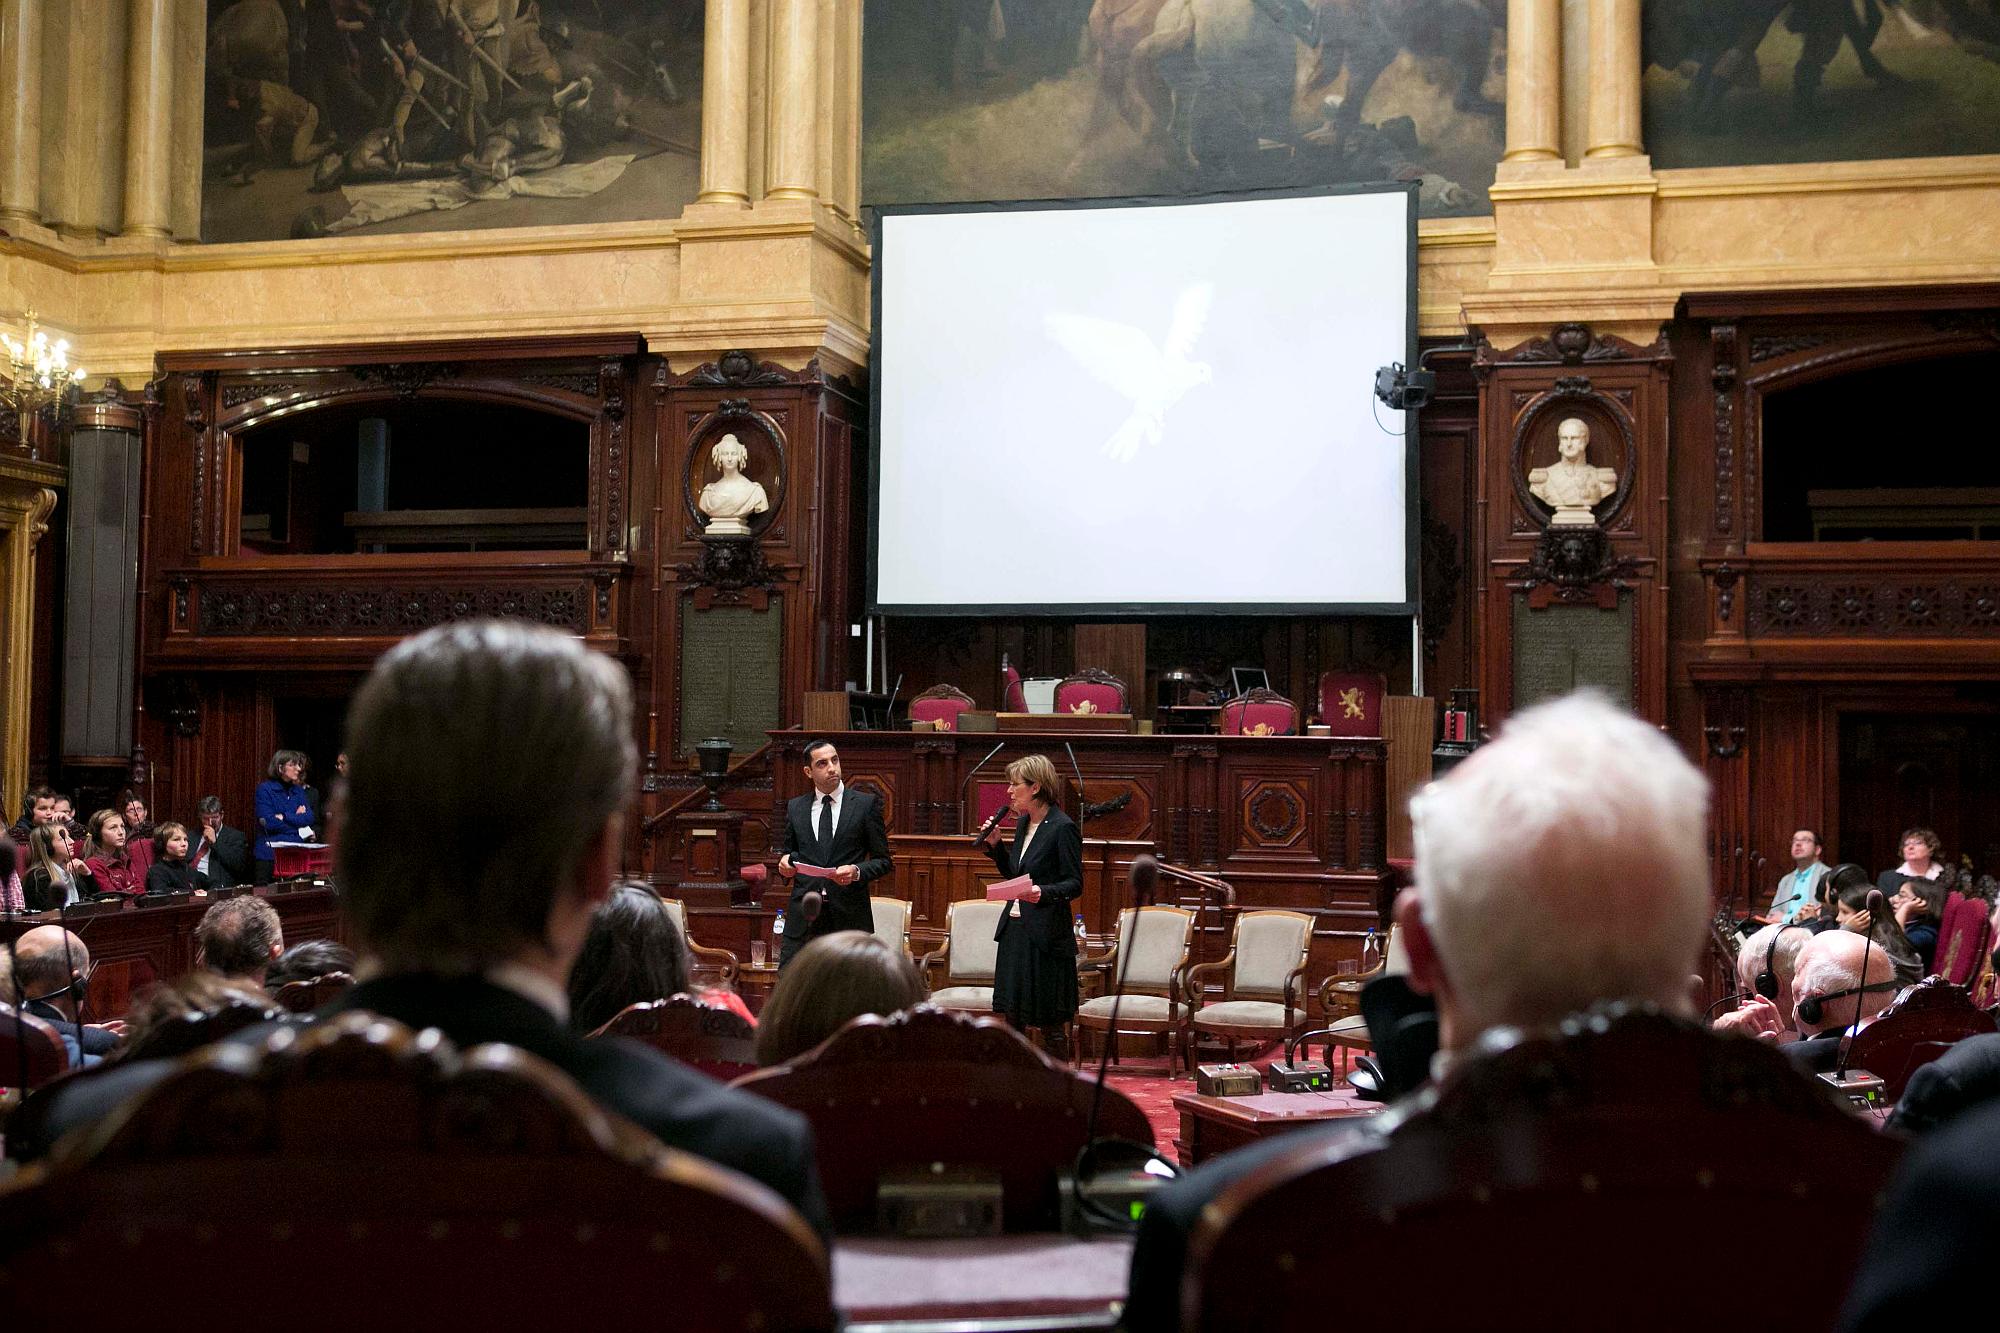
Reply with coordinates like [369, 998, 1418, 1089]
[1070, 699, 1099, 715]
[1338, 688, 1366, 720]
[1247, 722, 1275, 737]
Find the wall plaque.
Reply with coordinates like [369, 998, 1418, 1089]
[1513, 593, 1633, 709]
[679, 597, 783, 759]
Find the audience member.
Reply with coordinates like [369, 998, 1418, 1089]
[144, 822, 212, 896]
[1713, 921, 1811, 1039]
[51, 794, 82, 842]
[120, 973, 272, 1055]
[568, 883, 694, 1034]
[116, 790, 157, 878]
[8, 785, 59, 845]
[81, 810, 143, 896]
[1786, 929, 1901, 1074]
[0, 832, 21, 914]
[253, 749, 317, 883]
[23, 622, 829, 1230]
[1126, 693, 1715, 1333]
[194, 896, 284, 988]
[1877, 826, 1943, 898]
[1889, 872, 1945, 972]
[1827, 875, 1922, 982]
[265, 938, 357, 990]
[6, 926, 117, 1066]
[191, 796, 252, 889]
[753, 931, 927, 1067]
[1768, 829, 1829, 924]
[22, 824, 91, 910]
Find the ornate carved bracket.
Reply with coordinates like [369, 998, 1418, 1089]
[688, 349, 794, 387]
[1517, 525, 1641, 609]
[678, 536, 778, 611]
[1479, 322, 1669, 367]
[351, 362, 461, 398]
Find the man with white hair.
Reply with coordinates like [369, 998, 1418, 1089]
[1787, 928, 1901, 1073]
[1714, 922, 1812, 1039]
[1124, 693, 1715, 1333]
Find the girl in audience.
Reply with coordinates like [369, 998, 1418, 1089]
[1891, 872, 1947, 972]
[253, 748, 317, 883]
[82, 810, 143, 896]
[117, 789, 157, 879]
[143, 821, 210, 896]
[23, 823, 92, 910]
[568, 883, 697, 1034]
[753, 930, 926, 1068]
[1833, 877, 1924, 984]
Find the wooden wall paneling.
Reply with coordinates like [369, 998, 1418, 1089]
[1074, 624, 1145, 719]
[1417, 347, 1480, 701]
[1382, 695, 1435, 861]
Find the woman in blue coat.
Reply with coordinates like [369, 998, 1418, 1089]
[254, 749, 317, 882]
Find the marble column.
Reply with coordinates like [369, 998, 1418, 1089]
[0, 0, 42, 224]
[764, 0, 820, 200]
[1585, 0, 1643, 158]
[697, 0, 751, 205]
[120, 0, 175, 238]
[1503, 0, 1562, 164]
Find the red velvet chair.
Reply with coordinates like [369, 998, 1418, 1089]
[1219, 687, 1299, 736]
[1848, 975, 1999, 1102]
[0, 1002, 69, 1090]
[1054, 668, 1127, 716]
[1934, 891, 1992, 987]
[592, 995, 760, 1083]
[1317, 670, 1386, 738]
[908, 683, 976, 731]
[1182, 1006, 1904, 1333]
[1001, 655, 1027, 712]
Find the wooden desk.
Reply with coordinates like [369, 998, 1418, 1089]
[1172, 1088, 1382, 1167]
[835, 1234, 1129, 1331]
[0, 883, 342, 1017]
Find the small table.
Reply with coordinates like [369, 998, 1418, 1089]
[736, 961, 780, 1014]
[1172, 1088, 1382, 1167]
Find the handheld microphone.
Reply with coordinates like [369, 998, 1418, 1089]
[959, 740, 1006, 834]
[800, 889, 824, 926]
[1835, 890, 1887, 1079]
[972, 803, 1011, 844]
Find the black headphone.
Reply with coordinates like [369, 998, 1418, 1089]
[1754, 923, 1808, 1000]
[1795, 979, 1898, 1028]
[22, 962, 91, 1010]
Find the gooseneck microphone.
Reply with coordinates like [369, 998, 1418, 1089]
[1835, 889, 1888, 1079]
[958, 741, 1007, 834]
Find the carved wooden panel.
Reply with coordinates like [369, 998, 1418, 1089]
[199, 580, 590, 635]
[1239, 779, 1307, 850]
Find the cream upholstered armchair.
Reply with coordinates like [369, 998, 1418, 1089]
[1075, 905, 1196, 1074]
[1182, 910, 1314, 1068]
[1315, 926, 1410, 1069]
[918, 898, 1007, 1013]
[658, 897, 740, 987]
[870, 895, 914, 961]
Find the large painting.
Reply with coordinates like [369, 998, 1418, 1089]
[1645, 0, 2000, 168]
[202, 1, 702, 243]
[863, 0, 1505, 218]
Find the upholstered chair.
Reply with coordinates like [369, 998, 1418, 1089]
[1075, 905, 1196, 1074]
[1054, 668, 1127, 716]
[1220, 687, 1300, 736]
[1183, 909, 1314, 1067]
[660, 896, 742, 986]
[1316, 925, 1412, 1068]
[908, 683, 975, 731]
[870, 895, 914, 961]
[919, 898, 1007, 1012]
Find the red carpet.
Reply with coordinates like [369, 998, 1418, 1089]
[1085, 1035, 1300, 1159]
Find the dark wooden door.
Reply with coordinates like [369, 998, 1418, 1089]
[1838, 713, 2000, 879]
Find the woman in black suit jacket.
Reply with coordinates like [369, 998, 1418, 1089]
[979, 753, 1084, 1060]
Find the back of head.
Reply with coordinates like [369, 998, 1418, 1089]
[196, 896, 283, 981]
[124, 972, 269, 1051]
[567, 884, 691, 1033]
[13, 926, 89, 1003]
[1793, 929, 1900, 1035]
[339, 620, 636, 973]
[1738, 922, 1810, 1012]
[1410, 692, 1711, 1035]
[265, 938, 358, 988]
[753, 931, 927, 1067]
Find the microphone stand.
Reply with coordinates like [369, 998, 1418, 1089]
[958, 740, 1006, 836]
[1834, 890, 1886, 1081]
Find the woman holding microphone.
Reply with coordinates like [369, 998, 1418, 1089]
[977, 754, 1084, 1060]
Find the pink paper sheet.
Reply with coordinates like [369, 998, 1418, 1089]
[986, 875, 1034, 901]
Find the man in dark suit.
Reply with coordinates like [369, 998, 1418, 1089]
[8, 925, 118, 1066]
[775, 739, 892, 966]
[192, 795, 253, 889]
[1784, 928, 1900, 1075]
[22, 621, 828, 1234]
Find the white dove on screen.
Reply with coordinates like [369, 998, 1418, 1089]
[1044, 282, 1214, 462]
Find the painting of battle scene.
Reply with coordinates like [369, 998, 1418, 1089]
[1646, 0, 2000, 167]
[202, 1, 701, 242]
[862, 0, 1506, 219]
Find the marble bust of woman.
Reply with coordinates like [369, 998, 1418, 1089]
[698, 433, 770, 536]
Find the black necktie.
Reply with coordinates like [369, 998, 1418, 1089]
[817, 793, 834, 858]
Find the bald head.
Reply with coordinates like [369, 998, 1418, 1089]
[1793, 930, 1900, 1037]
[11, 926, 91, 1017]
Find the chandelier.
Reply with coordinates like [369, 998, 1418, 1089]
[1, 310, 85, 456]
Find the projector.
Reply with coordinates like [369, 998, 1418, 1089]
[1374, 361, 1435, 412]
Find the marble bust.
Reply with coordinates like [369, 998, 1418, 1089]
[1528, 417, 1617, 527]
[697, 433, 769, 536]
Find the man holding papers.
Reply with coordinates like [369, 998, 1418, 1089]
[776, 740, 893, 965]
[978, 754, 1084, 1060]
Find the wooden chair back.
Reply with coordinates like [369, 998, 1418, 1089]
[1316, 670, 1386, 738]
[1054, 667, 1127, 716]
[0, 1013, 833, 1330]
[1184, 1007, 1903, 1333]
[1219, 687, 1300, 736]
[1848, 975, 2000, 1102]
[0, 1002, 69, 1089]
[908, 684, 976, 731]
[659, 895, 740, 985]
[119, 996, 283, 1062]
[1105, 905, 1196, 998]
[928, 898, 1006, 987]
[870, 895, 914, 958]
[591, 994, 760, 1082]
[271, 970, 355, 1014]
[1935, 891, 1993, 987]
[734, 1006, 1153, 1232]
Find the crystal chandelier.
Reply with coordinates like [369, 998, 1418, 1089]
[1, 310, 85, 457]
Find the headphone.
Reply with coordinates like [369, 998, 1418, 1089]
[1795, 978, 1898, 1028]
[1754, 922, 1808, 1000]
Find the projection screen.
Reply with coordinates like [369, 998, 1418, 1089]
[870, 185, 1417, 615]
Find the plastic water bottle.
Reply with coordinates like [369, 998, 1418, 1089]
[1074, 914, 1087, 945]
[772, 911, 786, 955]
[1361, 928, 1381, 973]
